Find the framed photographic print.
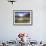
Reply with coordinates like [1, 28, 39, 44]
[13, 10, 33, 25]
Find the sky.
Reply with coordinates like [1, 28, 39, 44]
[15, 12, 30, 16]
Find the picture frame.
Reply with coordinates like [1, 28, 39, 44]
[13, 10, 33, 25]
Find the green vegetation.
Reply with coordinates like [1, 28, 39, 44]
[15, 13, 30, 23]
[15, 17, 30, 23]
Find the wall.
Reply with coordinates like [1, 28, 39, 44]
[0, 0, 46, 42]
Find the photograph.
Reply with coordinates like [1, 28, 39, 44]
[13, 10, 32, 25]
